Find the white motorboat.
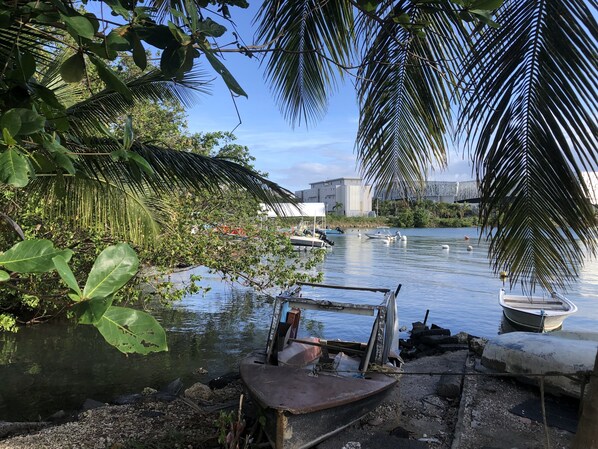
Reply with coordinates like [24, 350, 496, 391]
[289, 235, 330, 248]
[499, 288, 578, 332]
[364, 230, 401, 241]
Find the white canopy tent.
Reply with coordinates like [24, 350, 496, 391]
[259, 203, 326, 218]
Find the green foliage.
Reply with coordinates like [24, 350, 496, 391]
[0, 239, 167, 354]
[379, 200, 476, 228]
[413, 207, 431, 228]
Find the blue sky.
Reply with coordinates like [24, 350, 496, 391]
[186, 47, 476, 193]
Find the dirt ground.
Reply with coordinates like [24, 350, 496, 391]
[0, 350, 577, 449]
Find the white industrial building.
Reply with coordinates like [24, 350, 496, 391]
[294, 178, 373, 217]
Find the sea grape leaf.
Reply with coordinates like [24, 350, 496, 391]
[74, 297, 113, 324]
[131, 33, 147, 70]
[60, 52, 86, 83]
[53, 255, 82, 295]
[196, 18, 226, 37]
[94, 306, 168, 354]
[60, 13, 95, 39]
[0, 148, 30, 187]
[14, 108, 45, 135]
[82, 243, 138, 299]
[160, 42, 185, 77]
[0, 239, 73, 273]
[1, 109, 21, 136]
[107, 27, 132, 51]
[0, 270, 9, 282]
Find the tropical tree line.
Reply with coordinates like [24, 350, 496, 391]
[378, 200, 478, 228]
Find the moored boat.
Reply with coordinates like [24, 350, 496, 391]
[289, 234, 331, 248]
[240, 282, 402, 449]
[364, 230, 401, 241]
[499, 288, 578, 332]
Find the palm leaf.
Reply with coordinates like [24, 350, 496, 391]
[254, 0, 355, 126]
[27, 176, 163, 246]
[458, 0, 598, 290]
[64, 68, 211, 137]
[355, 1, 467, 192]
[30, 139, 295, 243]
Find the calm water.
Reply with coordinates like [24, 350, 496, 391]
[1, 227, 597, 421]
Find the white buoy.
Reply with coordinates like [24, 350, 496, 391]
[441, 244, 450, 250]
[467, 245, 473, 251]
[400, 235, 407, 241]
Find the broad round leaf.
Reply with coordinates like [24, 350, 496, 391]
[60, 53, 86, 83]
[14, 108, 45, 135]
[0, 148, 31, 187]
[94, 306, 168, 354]
[83, 243, 138, 299]
[60, 14, 96, 39]
[0, 239, 73, 273]
[0, 109, 21, 137]
[0, 270, 10, 282]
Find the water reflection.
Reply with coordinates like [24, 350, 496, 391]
[1, 228, 596, 421]
[0, 282, 272, 421]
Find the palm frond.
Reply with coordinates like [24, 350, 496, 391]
[355, 1, 467, 190]
[458, 0, 598, 290]
[64, 68, 211, 137]
[27, 176, 163, 246]
[65, 139, 295, 205]
[254, 0, 355, 127]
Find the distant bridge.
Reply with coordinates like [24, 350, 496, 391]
[375, 181, 480, 203]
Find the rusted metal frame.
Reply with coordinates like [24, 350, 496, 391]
[266, 297, 286, 363]
[298, 281, 390, 293]
[282, 296, 379, 316]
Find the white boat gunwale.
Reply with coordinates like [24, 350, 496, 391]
[498, 288, 578, 332]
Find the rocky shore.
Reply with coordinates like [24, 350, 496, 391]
[0, 329, 578, 449]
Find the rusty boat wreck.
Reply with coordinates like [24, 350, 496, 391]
[240, 282, 402, 449]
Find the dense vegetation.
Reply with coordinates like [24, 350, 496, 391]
[320, 200, 477, 229]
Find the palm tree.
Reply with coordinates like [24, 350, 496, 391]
[0, 31, 294, 244]
[253, 0, 597, 444]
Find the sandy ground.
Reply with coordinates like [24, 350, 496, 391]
[0, 351, 577, 449]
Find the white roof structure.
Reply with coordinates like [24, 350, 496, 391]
[260, 203, 326, 218]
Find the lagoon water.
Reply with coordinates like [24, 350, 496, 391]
[1, 227, 597, 421]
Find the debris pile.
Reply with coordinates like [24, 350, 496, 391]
[399, 318, 470, 360]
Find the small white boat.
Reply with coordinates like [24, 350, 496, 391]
[365, 230, 401, 241]
[499, 288, 578, 332]
[289, 235, 330, 248]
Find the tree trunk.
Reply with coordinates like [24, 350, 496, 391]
[572, 349, 598, 449]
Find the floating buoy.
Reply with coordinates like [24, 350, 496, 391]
[467, 245, 473, 251]
[464, 235, 470, 240]
[441, 244, 450, 250]
[400, 235, 407, 241]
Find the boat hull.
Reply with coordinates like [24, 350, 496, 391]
[499, 289, 577, 332]
[289, 236, 329, 248]
[240, 352, 397, 449]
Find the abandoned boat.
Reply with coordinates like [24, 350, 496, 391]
[499, 288, 578, 332]
[240, 282, 402, 449]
